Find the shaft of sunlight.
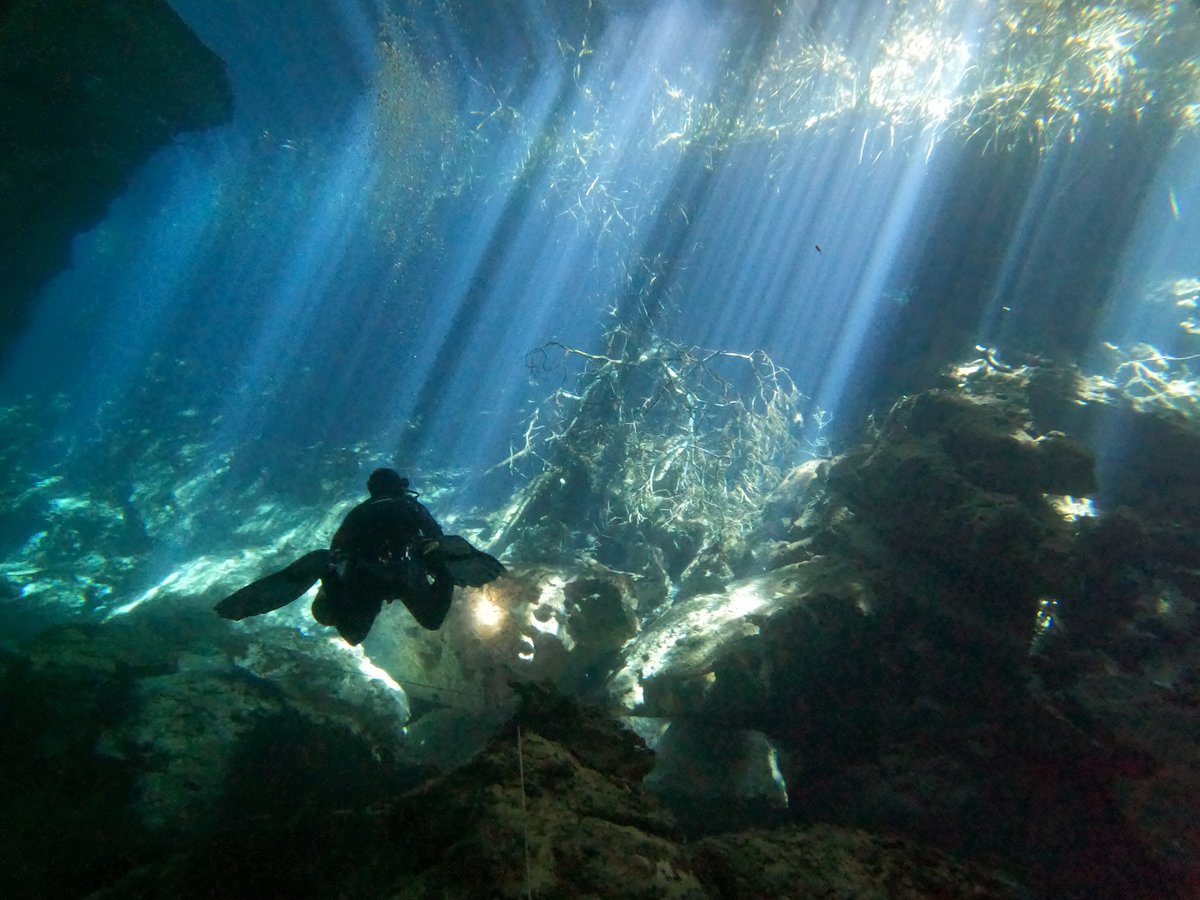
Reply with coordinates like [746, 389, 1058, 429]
[1087, 129, 1200, 502]
[668, 0, 983, 440]
[381, 0, 739, 480]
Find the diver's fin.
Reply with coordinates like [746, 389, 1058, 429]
[431, 535, 506, 587]
[215, 549, 331, 620]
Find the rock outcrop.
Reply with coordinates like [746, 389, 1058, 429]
[0, 0, 232, 350]
[607, 364, 1198, 898]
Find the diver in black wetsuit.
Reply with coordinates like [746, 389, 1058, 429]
[215, 468, 505, 645]
[312, 468, 452, 643]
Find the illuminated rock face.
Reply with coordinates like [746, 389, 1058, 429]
[603, 367, 1199, 896]
[0, 0, 232, 351]
[366, 560, 642, 708]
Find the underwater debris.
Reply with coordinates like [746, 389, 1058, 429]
[489, 322, 812, 582]
[1098, 342, 1200, 417]
[488, 0, 1199, 239]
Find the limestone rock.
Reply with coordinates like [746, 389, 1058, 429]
[689, 825, 1029, 899]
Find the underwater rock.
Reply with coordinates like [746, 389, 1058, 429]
[964, 359, 1200, 576]
[739, 458, 829, 568]
[371, 560, 641, 703]
[0, 632, 153, 899]
[784, 646, 1184, 899]
[816, 389, 1082, 642]
[141, 684, 1021, 899]
[758, 459, 828, 526]
[0, 619, 1050, 899]
[0, 611, 415, 897]
[0, 0, 233, 349]
[885, 388, 1096, 499]
[676, 541, 736, 603]
[96, 661, 296, 836]
[644, 721, 788, 832]
[1034, 430, 1097, 497]
[1058, 665, 1200, 893]
[1098, 408, 1200, 569]
[610, 556, 876, 724]
[688, 824, 1029, 899]
[606, 371, 1192, 897]
[202, 683, 695, 899]
[1063, 507, 1154, 653]
[511, 681, 657, 784]
[561, 573, 644, 672]
[395, 704, 506, 775]
[643, 517, 711, 582]
[231, 627, 411, 735]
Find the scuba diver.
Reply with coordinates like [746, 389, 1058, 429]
[215, 468, 506, 645]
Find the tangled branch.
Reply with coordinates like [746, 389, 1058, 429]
[494, 324, 816, 559]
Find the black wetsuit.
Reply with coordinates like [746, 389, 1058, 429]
[311, 492, 453, 644]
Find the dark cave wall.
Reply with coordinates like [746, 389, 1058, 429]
[0, 0, 232, 354]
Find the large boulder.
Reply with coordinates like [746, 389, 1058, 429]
[120, 684, 1026, 898]
[0, 608, 413, 897]
[605, 371, 1192, 897]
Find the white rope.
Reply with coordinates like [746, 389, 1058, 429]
[517, 726, 532, 899]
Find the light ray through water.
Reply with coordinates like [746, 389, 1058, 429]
[0, 0, 1197, 610]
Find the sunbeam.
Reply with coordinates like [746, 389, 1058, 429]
[3, 2, 1200, 892]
